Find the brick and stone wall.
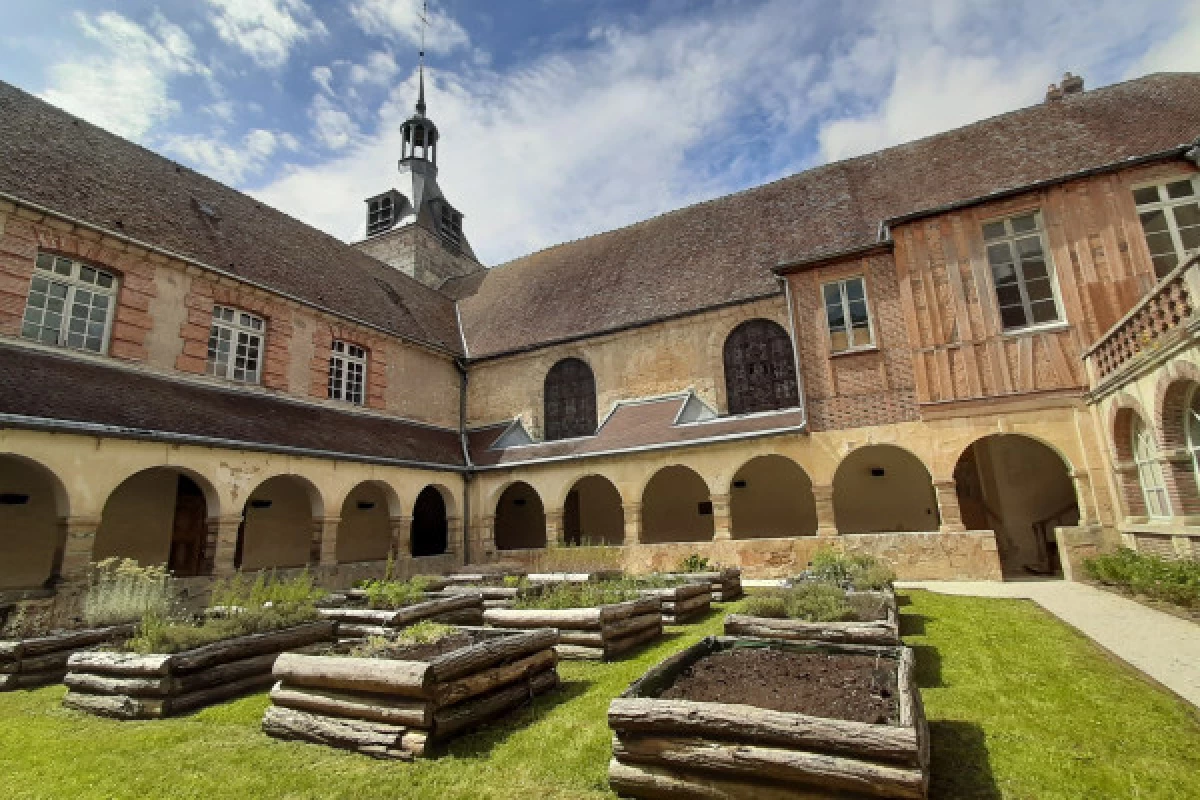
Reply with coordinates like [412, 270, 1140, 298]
[354, 223, 481, 290]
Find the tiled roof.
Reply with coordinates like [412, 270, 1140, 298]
[0, 343, 465, 467]
[457, 73, 1200, 358]
[0, 81, 463, 355]
[468, 394, 806, 467]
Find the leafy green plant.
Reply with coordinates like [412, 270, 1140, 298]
[512, 580, 643, 610]
[739, 583, 858, 622]
[806, 547, 896, 590]
[349, 621, 459, 658]
[531, 544, 623, 574]
[677, 554, 711, 573]
[83, 558, 174, 627]
[501, 575, 529, 589]
[1085, 548, 1200, 608]
[359, 577, 431, 609]
[740, 594, 789, 618]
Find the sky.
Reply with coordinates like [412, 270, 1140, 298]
[2, 0, 1198, 267]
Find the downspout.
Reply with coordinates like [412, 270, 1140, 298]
[455, 356, 474, 564]
[778, 274, 808, 428]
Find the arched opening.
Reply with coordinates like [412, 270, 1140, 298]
[544, 358, 597, 441]
[641, 466, 714, 543]
[0, 454, 67, 590]
[563, 475, 624, 545]
[833, 445, 937, 534]
[412, 486, 450, 557]
[95, 468, 216, 577]
[336, 482, 394, 564]
[730, 455, 817, 538]
[954, 434, 1078, 577]
[237, 475, 320, 570]
[494, 482, 546, 550]
[723, 319, 799, 415]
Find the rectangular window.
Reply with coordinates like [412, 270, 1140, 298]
[981, 211, 1062, 331]
[328, 340, 366, 404]
[822, 276, 874, 353]
[1132, 176, 1200, 278]
[366, 195, 395, 236]
[21, 253, 117, 354]
[206, 305, 263, 383]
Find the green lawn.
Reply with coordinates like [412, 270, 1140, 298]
[1, 591, 1198, 799]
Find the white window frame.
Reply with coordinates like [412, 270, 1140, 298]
[1186, 385, 1200, 491]
[206, 305, 264, 384]
[21, 252, 118, 354]
[822, 275, 875, 353]
[980, 210, 1064, 333]
[328, 340, 367, 405]
[1131, 174, 1200, 279]
[1132, 416, 1171, 519]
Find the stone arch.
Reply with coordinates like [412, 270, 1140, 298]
[641, 465, 714, 543]
[729, 454, 817, 539]
[563, 474, 624, 545]
[237, 474, 323, 570]
[1154, 362, 1200, 516]
[543, 357, 598, 441]
[722, 318, 799, 415]
[412, 485, 452, 557]
[94, 466, 220, 577]
[0, 453, 69, 590]
[1110, 395, 1160, 519]
[494, 481, 546, 550]
[833, 445, 938, 533]
[952, 434, 1078, 577]
[336, 481, 398, 564]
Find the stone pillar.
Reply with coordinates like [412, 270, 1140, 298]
[210, 515, 244, 577]
[389, 516, 413, 562]
[622, 503, 642, 545]
[545, 510, 566, 547]
[446, 517, 463, 559]
[711, 493, 732, 540]
[812, 484, 837, 537]
[480, 515, 497, 559]
[934, 480, 966, 533]
[1069, 469, 1100, 526]
[57, 515, 100, 585]
[315, 516, 341, 568]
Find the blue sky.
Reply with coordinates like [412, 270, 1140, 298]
[2, 1, 1198, 266]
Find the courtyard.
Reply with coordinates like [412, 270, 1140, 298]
[1, 589, 1198, 800]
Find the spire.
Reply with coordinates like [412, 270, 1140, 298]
[415, 0, 428, 116]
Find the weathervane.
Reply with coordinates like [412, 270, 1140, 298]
[416, 0, 428, 115]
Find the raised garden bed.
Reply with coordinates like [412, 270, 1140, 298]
[261, 627, 559, 760]
[1, 624, 134, 691]
[525, 570, 624, 584]
[659, 568, 743, 602]
[319, 594, 484, 638]
[430, 583, 544, 610]
[62, 621, 335, 719]
[484, 596, 662, 660]
[608, 636, 929, 799]
[637, 582, 711, 625]
[725, 589, 900, 646]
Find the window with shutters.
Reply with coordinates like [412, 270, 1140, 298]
[1132, 176, 1200, 279]
[21, 253, 117, 354]
[328, 340, 367, 405]
[723, 319, 799, 415]
[543, 358, 597, 441]
[206, 306, 264, 383]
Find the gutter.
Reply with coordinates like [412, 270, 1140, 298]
[778, 274, 809, 429]
[454, 355, 474, 562]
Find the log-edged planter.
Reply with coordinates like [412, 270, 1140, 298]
[319, 594, 485, 638]
[608, 636, 929, 799]
[62, 620, 335, 719]
[725, 589, 900, 646]
[526, 570, 624, 584]
[430, 583, 544, 610]
[659, 568, 743, 602]
[637, 582, 711, 625]
[1, 624, 134, 691]
[484, 596, 662, 661]
[262, 627, 559, 760]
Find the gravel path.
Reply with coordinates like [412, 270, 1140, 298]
[898, 579, 1200, 709]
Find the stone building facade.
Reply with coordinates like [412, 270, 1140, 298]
[3, 72, 1200, 605]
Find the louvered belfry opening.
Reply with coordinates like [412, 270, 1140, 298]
[543, 357, 597, 441]
[723, 319, 799, 415]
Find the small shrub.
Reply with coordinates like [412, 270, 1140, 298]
[1085, 548, 1200, 609]
[83, 558, 174, 627]
[513, 580, 643, 610]
[806, 548, 896, 590]
[740, 584, 857, 622]
[501, 575, 529, 589]
[349, 621, 458, 658]
[359, 577, 430, 609]
[532, 544, 623, 574]
[741, 594, 788, 618]
[677, 554, 712, 573]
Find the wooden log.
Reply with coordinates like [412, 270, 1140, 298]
[604, 624, 663, 659]
[261, 705, 414, 761]
[169, 621, 335, 674]
[0, 642, 19, 662]
[63, 690, 162, 719]
[602, 612, 663, 643]
[607, 758, 831, 800]
[16, 650, 72, 674]
[723, 615, 900, 646]
[484, 606, 603, 630]
[612, 735, 927, 799]
[2, 669, 67, 690]
[337, 624, 394, 639]
[599, 598, 662, 624]
[431, 667, 558, 738]
[273, 653, 432, 697]
[165, 672, 276, 716]
[11, 624, 135, 658]
[428, 628, 558, 682]
[666, 592, 711, 615]
[270, 682, 432, 727]
[431, 609, 485, 626]
[64, 671, 176, 697]
[174, 652, 280, 694]
[608, 697, 920, 765]
[0, 661, 16, 674]
[439, 585, 520, 600]
[556, 630, 605, 647]
[432, 649, 557, 709]
[402, 731, 428, 757]
[554, 644, 605, 660]
[67, 651, 173, 677]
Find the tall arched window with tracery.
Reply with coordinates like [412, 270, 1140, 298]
[1132, 416, 1171, 518]
[543, 358, 597, 441]
[723, 319, 799, 415]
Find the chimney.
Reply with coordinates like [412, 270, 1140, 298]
[1060, 71, 1084, 94]
[1045, 83, 1063, 103]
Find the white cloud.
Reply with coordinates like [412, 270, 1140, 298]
[41, 11, 203, 140]
[162, 128, 286, 183]
[206, 0, 326, 69]
[309, 95, 360, 150]
[349, 51, 400, 86]
[1127, 0, 1200, 76]
[311, 65, 335, 94]
[349, 0, 468, 52]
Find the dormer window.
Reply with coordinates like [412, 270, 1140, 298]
[366, 191, 403, 236]
[438, 202, 463, 247]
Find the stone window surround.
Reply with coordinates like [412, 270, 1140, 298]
[821, 274, 875, 354]
[21, 251, 118, 355]
[1131, 173, 1200, 279]
[979, 209, 1065, 333]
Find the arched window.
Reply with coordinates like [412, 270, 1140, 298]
[1187, 387, 1200, 489]
[543, 358, 597, 441]
[723, 319, 799, 415]
[1132, 417, 1170, 518]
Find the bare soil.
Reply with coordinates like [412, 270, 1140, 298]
[658, 648, 899, 724]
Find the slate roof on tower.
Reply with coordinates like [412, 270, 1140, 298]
[0, 80, 464, 355]
[455, 72, 1200, 359]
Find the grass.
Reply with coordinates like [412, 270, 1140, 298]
[1, 591, 1198, 799]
